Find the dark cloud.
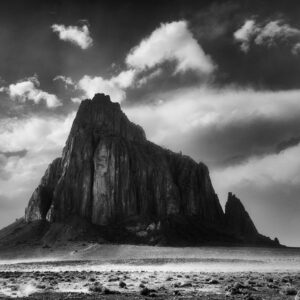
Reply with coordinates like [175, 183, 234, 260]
[201, 116, 300, 168]
[191, 1, 241, 41]
[0, 149, 27, 158]
[276, 136, 300, 153]
[139, 101, 300, 169]
[176, 115, 300, 168]
[125, 62, 211, 105]
[0, 149, 28, 181]
[188, 1, 300, 90]
[126, 87, 300, 171]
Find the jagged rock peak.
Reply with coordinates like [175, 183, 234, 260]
[71, 93, 146, 142]
[225, 192, 258, 237]
[25, 92, 224, 229]
[22, 93, 280, 247]
[226, 192, 244, 208]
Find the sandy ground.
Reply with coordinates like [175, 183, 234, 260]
[0, 243, 300, 299]
[0, 269, 300, 299]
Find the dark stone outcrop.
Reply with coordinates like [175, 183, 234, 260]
[25, 94, 223, 227]
[25, 158, 62, 222]
[225, 192, 258, 238]
[21, 94, 280, 246]
[224, 192, 279, 245]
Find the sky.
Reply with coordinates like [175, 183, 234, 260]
[0, 0, 300, 246]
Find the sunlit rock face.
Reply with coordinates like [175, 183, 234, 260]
[25, 94, 223, 226]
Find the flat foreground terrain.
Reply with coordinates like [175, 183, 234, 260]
[0, 269, 300, 299]
[0, 244, 300, 299]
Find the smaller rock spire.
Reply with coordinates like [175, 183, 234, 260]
[225, 192, 258, 238]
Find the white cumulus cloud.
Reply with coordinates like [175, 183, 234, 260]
[233, 20, 257, 52]
[76, 69, 136, 103]
[126, 20, 215, 75]
[56, 20, 216, 103]
[255, 20, 300, 46]
[52, 24, 93, 49]
[234, 19, 300, 53]
[3, 76, 61, 108]
[53, 75, 75, 88]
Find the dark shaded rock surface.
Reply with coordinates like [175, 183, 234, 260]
[25, 158, 62, 222]
[225, 192, 258, 238]
[224, 193, 280, 245]
[12, 93, 279, 246]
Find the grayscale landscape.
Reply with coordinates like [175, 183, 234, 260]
[0, 0, 300, 299]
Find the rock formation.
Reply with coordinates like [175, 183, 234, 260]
[225, 192, 258, 238]
[25, 158, 62, 222]
[21, 94, 279, 246]
[224, 192, 280, 245]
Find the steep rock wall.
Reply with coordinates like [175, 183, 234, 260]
[25, 94, 223, 227]
[23, 93, 279, 246]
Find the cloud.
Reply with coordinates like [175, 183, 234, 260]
[233, 20, 257, 52]
[255, 21, 300, 46]
[51, 24, 93, 49]
[77, 75, 125, 102]
[57, 20, 216, 103]
[234, 19, 300, 53]
[71, 97, 82, 104]
[0, 113, 75, 154]
[276, 136, 300, 153]
[126, 20, 215, 75]
[136, 68, 163, 87]
[125, 87, 300, 168]
[53, 75, 75, 88]
[76, 69, 136, 102]
[292, 42, 300, 55]
[123, 85, 300, 246]
[0, 149, 27, 158]
[2, 76, 61, 108]
[211, 143, 300, 246]
[0, 112, 75, 224]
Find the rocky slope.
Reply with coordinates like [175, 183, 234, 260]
[8, 94, 280, 246]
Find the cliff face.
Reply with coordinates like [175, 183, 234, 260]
[23, 94, 279, 246]
[25, 94, 223, 228]
[25, 158, 62, 222]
